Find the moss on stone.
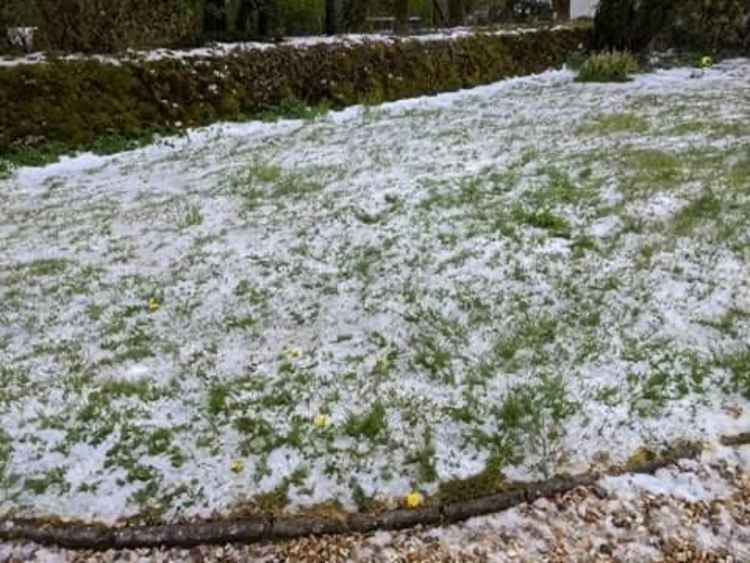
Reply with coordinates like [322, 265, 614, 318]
[437, 466, 505, 504]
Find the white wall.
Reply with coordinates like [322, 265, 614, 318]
[571, 0, 598, 18]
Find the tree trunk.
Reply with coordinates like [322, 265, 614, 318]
[344, 0, 368, 31]
[448, 0, 464, 26]
[325, 0, 337, 35]
[394, 0, 409, 33]
[432, 0, 446, 26]
[203, 0, 227, 34]
[265, 0, 283, 38]
[553, 0, 570, 20]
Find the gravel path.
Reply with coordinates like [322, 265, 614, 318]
[3, 451, 750, 562]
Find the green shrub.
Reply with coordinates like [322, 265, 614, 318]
[593, 0, 750, 52]
[3, 0, 201, 53]
[576, 50, 639, 82]
[0, 26, 590, 158]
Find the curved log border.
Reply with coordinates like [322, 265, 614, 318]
[1, 438, 744, 550]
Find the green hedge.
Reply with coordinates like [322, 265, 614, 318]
[0, 26, 589, 155]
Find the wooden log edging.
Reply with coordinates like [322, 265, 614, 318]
[0, 440, 722, 550]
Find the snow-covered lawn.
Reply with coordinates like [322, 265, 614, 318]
[1, 60, 749, 524]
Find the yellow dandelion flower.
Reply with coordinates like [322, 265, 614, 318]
[405, 491, 424, 509]
[313, 414, 331, 428]
[147, 297, 160, 313]
[230, 459, 244, 474]
[286, 347, 303, 360]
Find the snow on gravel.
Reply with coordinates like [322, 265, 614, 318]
[0, 59, 749, 524]
[5, 458, 750, 561]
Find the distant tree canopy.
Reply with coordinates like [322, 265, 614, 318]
[1, 0, 561, 52]
[593, 0, 750, 51]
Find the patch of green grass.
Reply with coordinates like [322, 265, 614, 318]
[25, 467, 69, 495]
[253, 163, 283, 184]
[208, 383, 231, 416]
[85, 304, 105, 321]
[231, 161, 323, 210]
[0, 131, 162, 174]
[413, 336, 453, 382]
[667, 120, 750, 139]
[257, 97, 330, 122]
[595, 385, 621, 407]
[99, 378, 163, 401]
[0, 143, 69, 174]
[87, 132, 159, 156]
[437, 462, 504, 504]
[698, 308, 749, 339]
[490, 373, 578, 477]
[146, 428, 174, 456]
[491, 315, 558, 368]
[102, 322, 155, 364]
[0, 160, 13, 180]
[349, 246, 382, 280]
[417, 174, 512, 222]
[125, 463, 158, 484]
[525, 167, 593, 209]
[233, 416, 272, 436]
[571, 234, 598, 258]
[371, 348, 398, 379]
[233, 416, 282, 455]
[224, 314, 256, 330]
[0, 429, 12, 483]
[512, 206, 571, 238]
[730, 156, 750, 190]
[234, 281, 269, 306]
[344, 401, 388, 441]
[180, 205, 203, 228]
[576, 50, 639, 83]
[621, 149, 681, 194]
[19, 258, 69, 278]
[408, 428, 437, 483]
[252, 482, 290, 512]
[350, 479, 379, 512]
[578, 113, 649, 135]
[672, 191, 721, 235]
[634, 369, 673, 416]
[719, 351, 750, 399]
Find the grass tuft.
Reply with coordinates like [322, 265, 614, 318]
[576, 51, 639, 83]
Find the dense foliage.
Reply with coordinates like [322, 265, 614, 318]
[0, 0, 565, 52]
[1, 0, 202, 52]
[593, 0, 750, 51]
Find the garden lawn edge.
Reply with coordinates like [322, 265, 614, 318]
[0, 439, 708, 550]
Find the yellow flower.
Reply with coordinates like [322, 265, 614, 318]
[405, 491, 424, 509]
[147, 297, 160, 313]
[230, 459, 244, 474]
[699, 56, 713, 69]
[286, 347, 303, 360]
[313, 414, 331, 428]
